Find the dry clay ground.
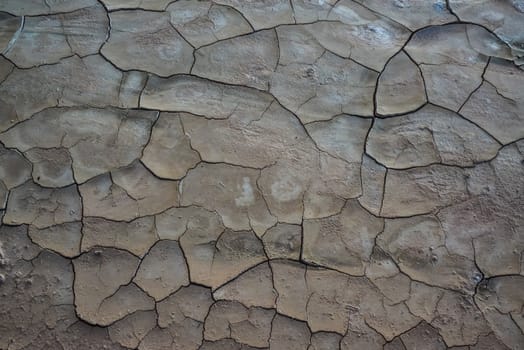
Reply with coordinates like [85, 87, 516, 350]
[0, 0, 523, 349]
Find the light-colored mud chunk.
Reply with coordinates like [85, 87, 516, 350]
[340, 317, 385, 350]
[475, 276, 524, 349]
[405, 281, 444, 322]
[80, 162, 178, 221]
[368, 104, 501, 168]
[271, 260, 308, 320]
[181, 163, 275, 235]
[405, 24, 491, 111]
[326, 1, 411, 70]
[4, 182, 81, 228]
[205, 301, 275, 348]
[291, 0, 337, 23]
[157, 284, 214, 327]
[271, 48, 377, 123]
[102, 10, 193, 76]
[213, 263, 277, 308]
[108, 311, 157, 349]
[381, 165, 468, 217]
[378, 215, 480, 293]
[82, 217, 158, 257]
[142, 113, 200, 180]
[431, 290, 490, 347]
[270, 314, 311, 350]
[306, 115, 372, 163]
[309, 332, 342, 350]
[100, 0, 172, 10]
[28, 222, 82, 258]
[1, 0, 98, 15]
[214, 0, 294, 29]
[180, 225, 266, 289]
[24, 148, 75, 187]
[134, 240, 189, 300]
[355, 0, 456, 30]
[401, 322, 446, 350]
[358, 155, 386, 216]
[461, 58, 524, 144]
[167, 0, 252, 47]
[0, 108, 156, 183]
[262, 223, 301, 260]
[193, 30, 278, 90]
[450, 0, 524, 59]
[5, 5, 108, 67]
[0, 145, 31, 189]
[376, 51, 426, 116]
[0, 55, 128, 121]
[303, 200, 384, 275]
[73, 248, 146, 326]
[141, 75, 273, 118]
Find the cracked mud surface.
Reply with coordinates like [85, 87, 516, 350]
[0, 0, 523, 349]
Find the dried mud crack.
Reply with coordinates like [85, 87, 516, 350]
[0, 0, 523, 349]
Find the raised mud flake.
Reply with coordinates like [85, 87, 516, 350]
[180, 163, 275, 235]
[325, 1, 411, 71]
[262, 223, 301, 260]
[133, 240, 190, 301]
[180, 227, 267, 289]
[381, 164, 468, 217]
[0, 108, 157, 183]
[309, 332, 343, 350]
[0, 12, 22, 54]
[100, 0, 173, 10]
[291, 0, 337, 23]
[102, 10, 194, 77]
[167, 0, 252, 48]
[0, 55, 127, 122]
[461, 58, 524, 144]
[269, 314, 311, 350]
[72, 247, 151, 326]
[204, 300, 275, 348]
[213, 0, 294, 30]
[157, 284, 214, 328]
[376, 50, 427, 116]
[305, 115, 372, 164]
[28, 222, 82, 258]
[141, 75, 274, 118]
[431, 290, 491, 347]
[405, 281, 444, 323]
[354, 0, 456, 30]
[81, 216, 158, 257]
[3, 181, 81, 228]
[108, 310, 157, 349]
[367, 104, 501, 168]
[270, 260, 308, 321]
[0, 0, 98, 15]
[340, 315, 386, 350]
[155, 205, 225, 241]
[302, 200, 384, 275]
[400, 322, 447, 350]
[405, 24, 492, 112]
[5, 5, 108, 68]
[475, 276, 524, 350]
[141, 113, 200, 180]
[213, 262, 277, 308]
[378, 215, 480, 294]
[80, 161, 179, 221]
[24, 148, 75, 187]
[0, 144, 31, 190]
[270, 49, 377, 123]
[193, 29, 278, 90]
[358, 155, 386, 216]
[449, 0, 524, 60]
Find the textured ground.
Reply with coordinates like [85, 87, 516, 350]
[0, 0, 523, 349]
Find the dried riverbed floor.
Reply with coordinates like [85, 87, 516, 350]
[0, 0, 523, 349]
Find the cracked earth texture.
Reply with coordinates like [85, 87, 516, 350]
[0, 0, 523, 349]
